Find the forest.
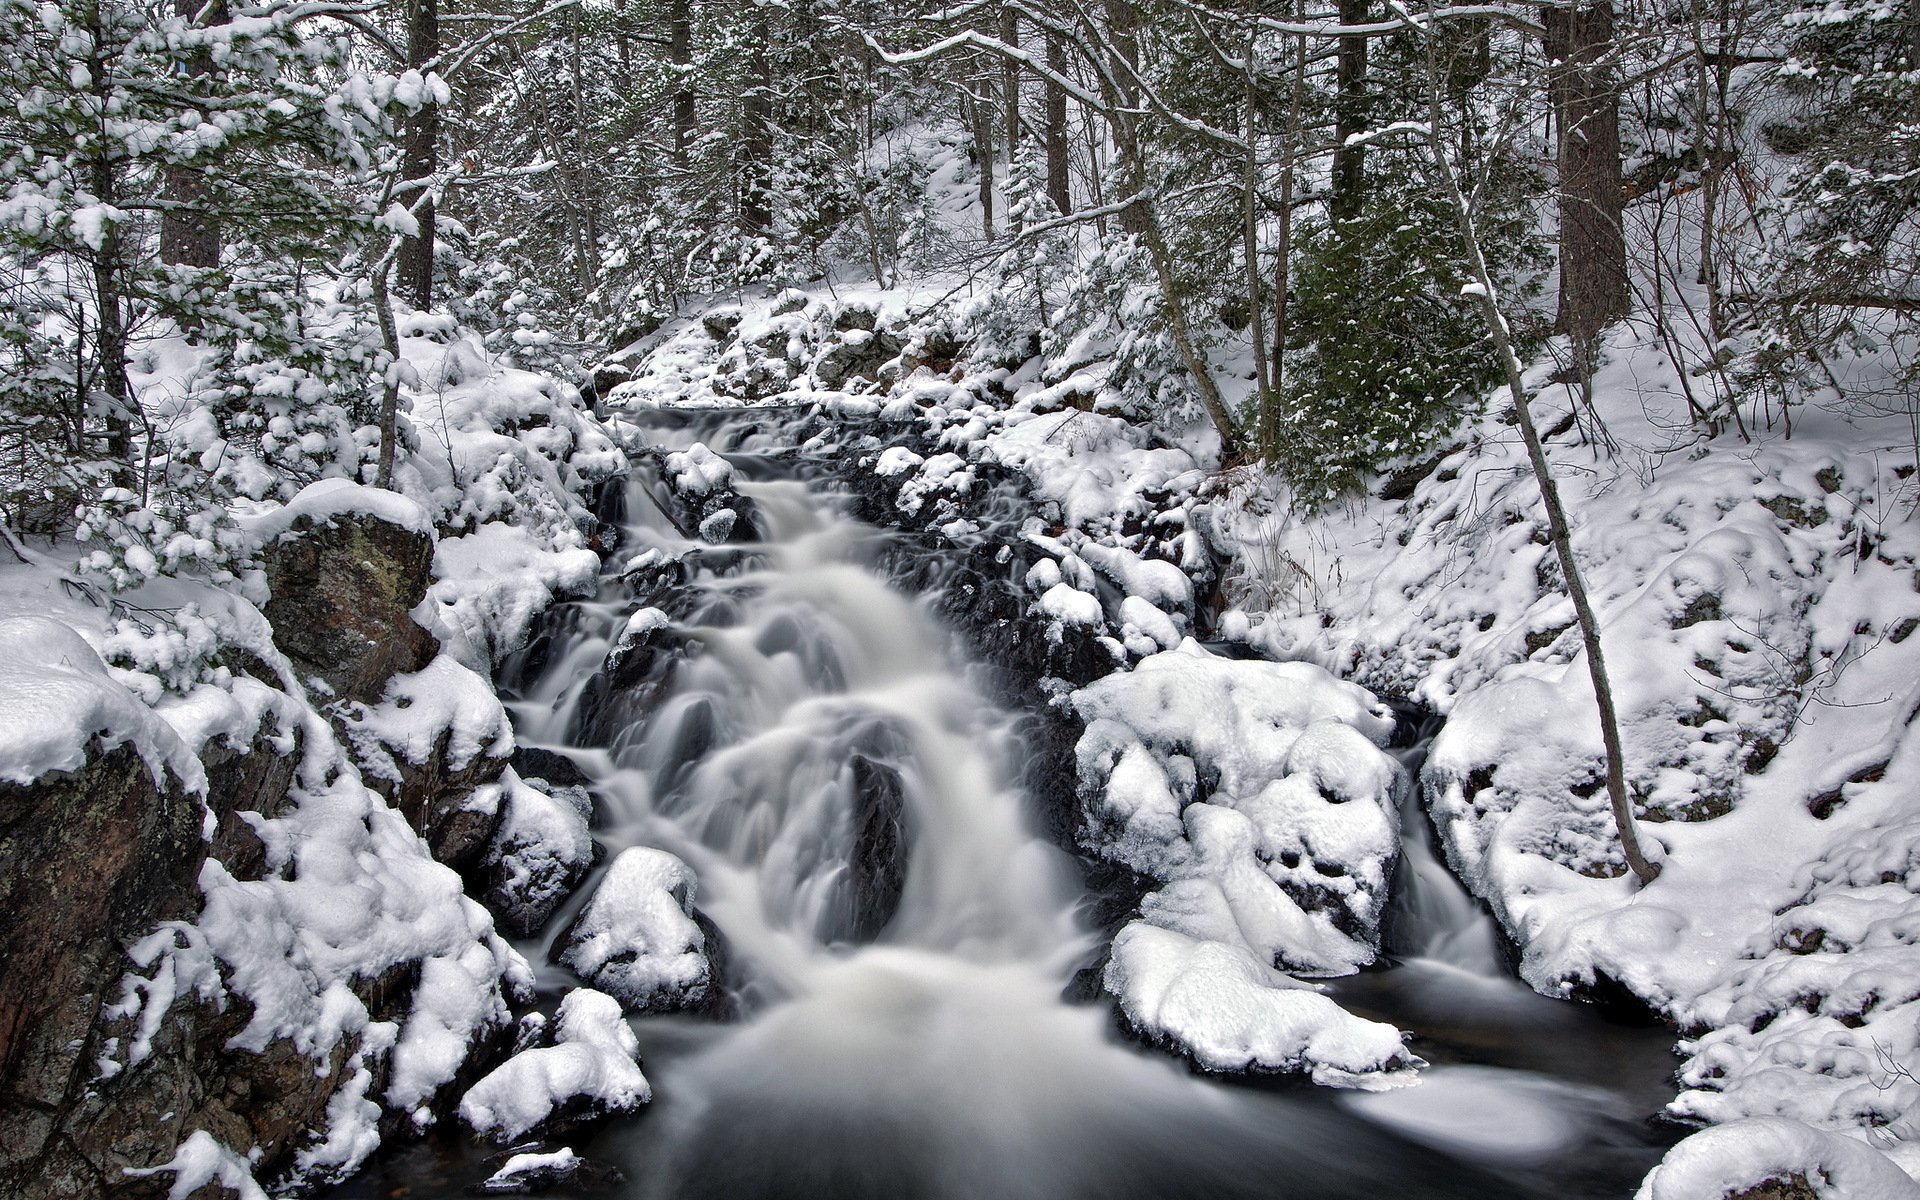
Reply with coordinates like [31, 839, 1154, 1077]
[1, 0, 1918, 1194]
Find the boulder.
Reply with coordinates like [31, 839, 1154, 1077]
[459, 989, 650, 1144]
[260, 496, 440, 706]
[554, 848, 710, 1012]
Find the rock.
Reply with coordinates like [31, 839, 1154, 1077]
[813, 329, 903, 389]
[472, 1145, 627, 1195]
[482, 774, 596, 939]
[554, 848, 710, 1012]
[0, 745, 206, 1198]
[512, 747, 593, 791]
[819, 755, 908, 944]
[261, 505, 440, 705]
[459, 989, 650, 1144]
[341, 656, 514, 872]
[647, 445, 760, 546]
[0, 730, 409, 1200]
[701, 309, 742, 341]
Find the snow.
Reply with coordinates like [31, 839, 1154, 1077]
[481, 770, 594, 934]
[1104, 922, 1415, 1087]
[124, 1129, 268, 1200]
[430, 523, 601, 671]
[1039, 581, 1102, 627]
[1073, 641, 1412, 1083]
[1196, 321, 1920, 1180]
[0, 615, 204, 790]
[477, 1148, 582, 1193]
[665, 442, 735, 495]
[458, 988, 651, 1143]
[343, 653, 514, 785]
[556, 847, 710, 1011]
[239, 478, 433, 544]
[1638, 1119, 1920, 1200]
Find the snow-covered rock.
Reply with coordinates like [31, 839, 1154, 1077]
[555, 847, 711, 1011]
[458, 989, 651, 1143]
[1638, 1118, 1920, 1200]
[480, 770, 596, 938]
[1072, 641, 1413, 1084]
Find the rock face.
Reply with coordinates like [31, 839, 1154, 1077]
[0, 730, 415, 1200]
[0, 746, 204, 1198]
[261, 507, 440, 704]
[823, 755, 909, 944]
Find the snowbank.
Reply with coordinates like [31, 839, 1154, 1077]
[0, 616, 203, 790]
[1639, 1119, 1920, 1200]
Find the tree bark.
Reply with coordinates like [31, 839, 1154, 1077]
[1000, 5, 1021, 157]
[1328, 0, 1370, 222]
[396, 0, 439, 311]
[1044, 32, 1071, 213]
[1544, 1, 1629, 354]
[159, 0, 226, 270]
[1102, 0, 1149, 236]
[670, 0, 694, 164]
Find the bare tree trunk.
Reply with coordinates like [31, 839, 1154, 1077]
[1044, 32, 1071, 213]
[670, 0, 694, 164]
[965, 91, 997, 239]
[372, 253, 403, 490]
[1242, 31, 1270, 400]
[741, 12, 773, 235]
[396, 0, 439, 311]
[1545, 1, 1629, 356]
[160, 0, 226, 271]
[1416, 41, 1658, 888]
[1263, 23, 1306, 453]
[1000, 5, 1021, 158]
[1142, 214, 1242, 456]
[1328, 0, 1370, 222]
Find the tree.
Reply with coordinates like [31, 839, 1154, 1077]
[1544, 0, 1629, 355]
[1404, 0, 1659, 885]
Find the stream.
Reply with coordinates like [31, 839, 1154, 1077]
[338, 409, 1680, 1199]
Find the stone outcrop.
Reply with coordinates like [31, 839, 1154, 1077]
[261, 508, 440, 705]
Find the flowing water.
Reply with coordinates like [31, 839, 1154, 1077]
[340, 410, 1680, 1199]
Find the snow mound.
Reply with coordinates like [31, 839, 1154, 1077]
[1638, 1118, 1920, 1200]
[458, 988, 651, 1143]
[665, 442, 735, 495]
[556, 847, 710, 1011]
[344, 653, 514, 783]
[1072, 641, 1412, 1083]
[241, 478, 433, 544]
[0, 615, 204, 790]
[1105, 923, 1416, 1087]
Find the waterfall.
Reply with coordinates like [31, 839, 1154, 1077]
[463, 411, 1676, 1200]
